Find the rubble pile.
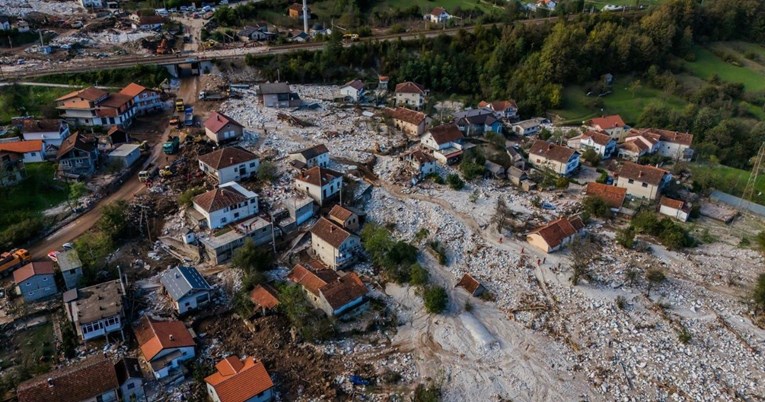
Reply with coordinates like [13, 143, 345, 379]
[0, 0, 85, 17]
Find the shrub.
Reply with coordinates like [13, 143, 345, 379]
[754, 273, 765, 310]
[460, 160, 485, 180]
[446, 173, 464, 190]
[409, 263, 429, 286]
[757, 232, 765, 253]
[257, 161, 278, 182]
[581, 148, 600, 166]
[414, 384, 442, 402]
[423, 286, 448, 314]
[178, 186, 205, 207]
[677, 328, 692, 344]
[616, 227, 636, 249]
[582, 196, 611, 219]
[615, 295, 627, 310]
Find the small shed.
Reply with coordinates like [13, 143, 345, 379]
[57, 249, 83, 290]
[456, 273, 486, 297]
[507, 166, 527, 186]
[109, 144, 141, 169]
[484, 161, 506, 179]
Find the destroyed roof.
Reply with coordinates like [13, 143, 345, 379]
[295, 166, 342, 187]
[258, 82, 291, 94]
[589, 114, 626, 129]
[328, 204, 355, 222]
[291, 143, 329, 160]
[320, 272, 368, 310]
[16, 354, 119, 402]
[581, 130, 613, 146]
[205, 111, 243, 133]
[620, 139, 648, 153]
[57, 133, 95, 159]
[17, 118, 64, 133]
[250, 284, 280, 309]
[395, 81, 426, 94]
[618, 162, 669, 186]
[478, 100, 517, 111]
[530, 217, 584, 249]
[456, 273, 483, 295]
[57, 86, 108, 101]
[66, 280, 123, 324]
[193, 186, 250, 213]
[205, 356, 273, 402]
[484, 160, 505, 174]
[388, 107, 426, 125]
[0, 140, 42, 154]
[660, 196, 686, 210]
[114, 358, 142, 385]
[342, 79, 364, 90]
[13, 261, 54, 284]
[406, 149, 436, 164]
[135, 317, 195, 361]
[310, 217, 352, 248]
[138, 15, 165, 24]
[159, 266, 211, 301]
[585, 182, 627, 208]
[427, 124, 464, 145]
[288, 263, 339, 296]
[198, 147, 258, 170]
[119, 83, 148, 98]
[528, 140, 577, 163]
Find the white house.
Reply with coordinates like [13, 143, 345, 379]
[204, 111, 245, 144]
[478, 100, 518, 119]
[394, 82, 427, 109]
[288, 263, 368, 316]
[403, 149, 437, 180]
[0, 140, 45, 163]
[198, 147, 260, 183]
[310, 217, 361, 270]
[339, 79, 365, 102]
[159, 266, 213, 315]
[659, 196, 690, 222]
[587, 115, 629, 140]
[294, 166, 343, 206]
[618, 131, 661, 160]
[528, 140, 580, 176]
[567, 130, 616, 159]
[288, 144, 329, 169]
[119, 83, 162, 115]
[512, 118, 547, 136]
[615, 161, 671, 200]
[420, 124, 465, 165]
[18, 118, 70, 152]
[205, 356, 274, 402]
[425, 7, 451, 23]
[630, 128, 694, 161]
[135, 317, 196, 379]
[192, 182, 259, 229]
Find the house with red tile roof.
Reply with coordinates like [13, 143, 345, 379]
[339, 79, 365, 102]
[425, 7, 452, 23]
[478, 100, 518, 119]
[528, 140, 580, 176]
[586, 115, 628, 140]
[192, 182, 259, 229]
[421, 124, 465, 165]
[119, 83, 162, 115]
[206, 356, 274, 402]
[394, 81, 427, 109]
[134, 316, 196, 379]
[328, 204, 360, 232]
[0, 140, 45, 163]
[615, 162, 671, 200]
[388, 107, 428, 137]
[250, 284, 280, 313]
[294, 166, 343, 206]
[288, 262, 368, 316]
[204, 111, 245, 143]
[16, 118, 71, 152]
[456, 273, 486, 297]
[526, 216, 586, 253]
[659, 196, 690, 222]
[13, 261, 57, 302]
[56, 132, 99, 177]
[309, 217, 361, 269]
[17, 354, 119, 402]
[56, 86, 136, 128]
[198, 147, 260, 183]
[585, 182, 627, 211]
[567, 131, 616, 159]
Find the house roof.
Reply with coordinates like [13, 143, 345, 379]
[646, 128, 693, 146]
[198, 147, 258, 170]
[585, 182, 627, 209]
[114, 358, 142, 385]
[388, 107, 426, 125]
[295, 166, 341, 187]
[288, 263, 338, 296]
[16, 355, 119, 402]
[589, 115, 626, 130]
[204, 111, 243, 133]
[529, 140, 577, 163]
[310, 217, 352, 248]
[66, 280, 123, 324]
[57, 86, 107, 102]
[291, 143, 329, 160]
[119, 83, 148, 98]
[618, 162, 668, 186]
[478, 100, 517, 111]
[288, 3, 303, 10]
[406, 149, 436, 165]
[395, 81, 426, 95]
[620, 139, 648, 153]
[320, 272, 367, 310]
[454, 109, 498, 126]
[56, 249, 82, 272]
[13, 261, 54, 284]
[660, 196, 685, 210]
[193, 186, 250, 213]
[456, 273, 482, 295]
[135, 317, 196, 361]
[17, 118, 63, 133]
[258, 82, 291, 95]
[328, 204, 355, 223]
[0, 140, 42, 154]
[530, 217, 584, 249]
[342, 79, 364, 91]
[205, 356, 273, 402]
[160, 266, 211, 302]
[581, 130, 613, 146]
[427, 124, 464, 145]
[138, 15, 165, 25]
[250, 284, 280, 309]
[431, 7, 446, 15]
[57, 133, 96, 159]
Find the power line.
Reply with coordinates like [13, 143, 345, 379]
[742, 142, 765, 204]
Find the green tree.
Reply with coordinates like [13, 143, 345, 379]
[581, 148, 600, 166]
[178, 187, 205, 207]
[753, 273, 765, 310]
[231, 238, 273, 275]
[98, 201, 128, 239]
[582, 196, 612, 219]
[409, 263, 429, 286]
[446, 174, 465, 190]
[423, 286, 448, 314]
[257, 161, 278, 182]
[67, 181, 87, 211]
[756, 231, 765, 253]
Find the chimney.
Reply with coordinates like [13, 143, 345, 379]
[638, 171, 643, 178]
[47, 378, 53, 388]
[169, 334, 175, 341]
[230, 157, 234, 165]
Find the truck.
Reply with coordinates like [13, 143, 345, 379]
[0, 249, 31, 276]
[138, 163, 159, 182]
[198, 90, 227, 101]
[163, 136, 180, 155]
[175, 99, 184, 112]
[184, 107, 194, 126]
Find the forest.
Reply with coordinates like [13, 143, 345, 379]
[247, 0, 765, 168]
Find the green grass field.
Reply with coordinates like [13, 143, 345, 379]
[373, 0, 496, 11]
[682, 46, 765, 92]
[551, 76, 688, 125]
[0, 163, 69, 221]
[0, 85, 70, 125]
[688, 163, 765, 205]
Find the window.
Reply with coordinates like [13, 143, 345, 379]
[628, 179, 634, 184]
[642, 183, 648, 188]
[234, 212, 240, 218]
[127, 383, 135, 390]
[221, 217, 227, 224]
[30, 152, 36, 156]
[249, 162, 256, 167]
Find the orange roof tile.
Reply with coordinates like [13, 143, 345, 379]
[287, 263, 338, 296]
[395, 81, 426, 95]
[205, 356, 273, 402]
[310, 217, 352, 248]
[0, 140, 42, 154]
[134, 317, 195, 361]
[119, 83, 147, 98]
[249, 284, 280, 310]
[589, 115, 626, 130]
[530, 217, 583, 248]
[660, 196, 685, 210]
[617, 162, 668, 186]
[585, 182, 627, 209]
[13, 261, 54, 284]
[328, 204, 354, 223]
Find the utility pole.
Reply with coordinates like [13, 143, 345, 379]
[742, 142, 765, 205]
[269, 212, 276, 254]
